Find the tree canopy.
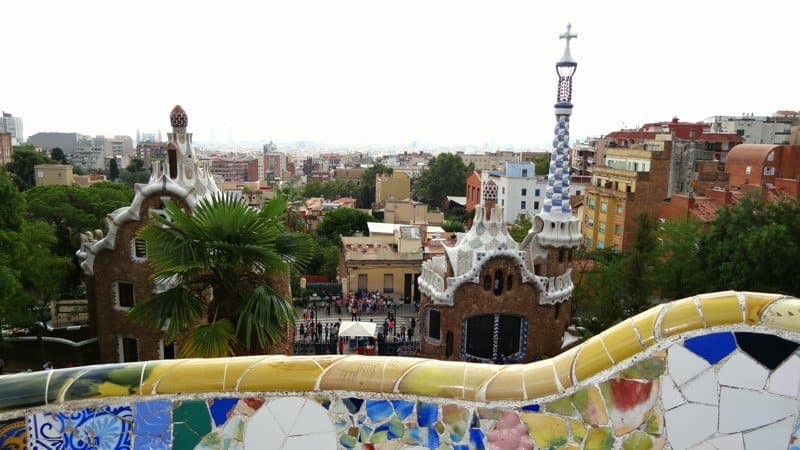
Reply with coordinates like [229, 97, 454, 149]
[413, 153, 474, 207]
[358, 164, 393, 208]
[508, 214, 533, 242]
[130, 194, 312, 357]
[50, 147, 68, 164]
[5, 145, 52, 190]
[108, 158, 120, 181]
[119, 157, 150, 186]
[315, 207, 373, 242]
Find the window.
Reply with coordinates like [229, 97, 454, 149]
[597, 240, 605, 249]
[585, 236, 593, 247]
[764, 167, 775, 176]
[358, 274, 368, 291]
[463, 314, 526, 361]
[483, 275, 491, 290]
[502, 187, 505, 194]
[600, 201, 608, 213]
[587, 198, 595, 209]
[522, 169, 528, 177]
[534, 189, 541, 196]
[428, 309, 441, 340]
[134, 238, 147, 259]
[626, 184, 632, 193]
[598, 221, 606, 233]
[506, 274, 513, 291]
[493, 270, 504, 296]
[534, 201, 539, 210]
[121, 337, 139, 362]
[37, 170, 44, 178]
[520, 201, 527, 209]
[586, 217, 594, 228]
[767, 151, 775, 162]
[383, 274, 394, 293]
[745, 166, 752, 175]
[117, 282, 135, 308]
[521, 188, 527, 196]
[613, 244, 620, 252]
[163, 341, 176, 359]
[501, 199, 504, 206]
[616, 204, 623, 215]
[614, 224, 621, 235]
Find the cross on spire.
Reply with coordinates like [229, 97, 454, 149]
[558, 23, 577, 64]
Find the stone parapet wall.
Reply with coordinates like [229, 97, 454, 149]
[2, 291, 800, 449]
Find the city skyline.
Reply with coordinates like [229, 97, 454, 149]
[3, 0, 798, 146]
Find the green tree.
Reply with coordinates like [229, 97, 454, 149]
[358, 164, 393, 208]
[508, 214, 533, 242]
[622, 212, 658, 313]
[130, 194, 312, 357]
[315, 207, 372, 241]
[119, 157, 150, 186]
[6, 145, 51, 190]
[441, 219, 465, 233]
[50, 147, 68, 164]
[533, 154, 551, 176]
[701, 193, 800, 296]
[108, 158, 120, 181]
[413, 153, 474, 208]
[654, 217, 708, 299]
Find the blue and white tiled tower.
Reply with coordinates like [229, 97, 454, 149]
[533, 24, 582, 247]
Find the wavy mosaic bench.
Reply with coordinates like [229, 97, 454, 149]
[2, 291, 800, 450]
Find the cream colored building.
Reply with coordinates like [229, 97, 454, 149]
[384, 199, 444, 225]
[340, 226, 424, 300]
[34, 164, 74, 186]
[375, 172, 411, 203]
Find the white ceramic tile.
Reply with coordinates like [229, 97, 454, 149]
[708, 433, 744, 450]
[768, 355, 800, 397]
[669, 344, 712, 385]
[244, 406, 286, 449]
[681, 370, 719, 405]
[743, 416, 795, 449]
[717, 351, 769, 390]
[662, 375, 686, 410]
[664, 403, 718, 450]
[718, 387, 796, 433]
[266, 397, 306, 434]
[281, 432, 336, 450]
[289, 398, 335, 436]
[692, 443, 716, 450]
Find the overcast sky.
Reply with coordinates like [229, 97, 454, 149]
[3, 0, 797, 147]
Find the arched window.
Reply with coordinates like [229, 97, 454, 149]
[483, 275, 491, 290]
[506, 274, 513, 291]
[463, 314, 526, 362]
[493, 270, 503, 295]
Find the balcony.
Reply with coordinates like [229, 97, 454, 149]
[0, 292, 796, 450]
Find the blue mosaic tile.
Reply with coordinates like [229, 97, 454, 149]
[208, 398, 237, 427]
[417, 402, 438, 427]
[343, 397, 364, 415]
[134, 400, 171, 449]
[470, 428, 486, 450]
[427, 426, 440, 449]
[391, 400, 414, 420]
[684, 332, 737, 364]
[0, 419, 26, 449]
[521, 403, 541, 412]
[454, 444, 469, 450]
[366, 400, 393, 422]
[404, 426, 420, 444]
[471, 411, 480, 428]
[29, 405, 133, 450]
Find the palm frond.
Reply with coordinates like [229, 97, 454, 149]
[128, 286, 204, 342]
[258, 195, 288, 222]
[235, 285, 296, 351]
[179, 319, 235, 358]
[274, 231, 313, 272]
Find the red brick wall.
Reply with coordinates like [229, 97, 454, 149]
[419, 255, 571, 362]
[465, 172, 481, 212]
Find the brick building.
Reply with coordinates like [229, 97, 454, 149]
[726, 144, 800, 188]
[76, 106, 293, 363]
[465, 171, 481, 213]
[583, 139, 671, 252]
[417, 26, 582, 363]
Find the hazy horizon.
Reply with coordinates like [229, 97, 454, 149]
[3, 0, 797, 147]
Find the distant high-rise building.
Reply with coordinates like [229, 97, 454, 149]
[28, 132, 80, 156]
[0, 112, 23, 144]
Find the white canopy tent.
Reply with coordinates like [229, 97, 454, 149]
[337, 321, 378, 338]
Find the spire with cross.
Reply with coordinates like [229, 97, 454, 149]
[559, 23, 578, 64]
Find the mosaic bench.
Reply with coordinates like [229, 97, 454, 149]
[1, 291, 800, 449]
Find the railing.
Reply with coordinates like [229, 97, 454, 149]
[3, 292, 800, 450]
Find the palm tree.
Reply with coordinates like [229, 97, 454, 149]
[130, 194, 312, 358]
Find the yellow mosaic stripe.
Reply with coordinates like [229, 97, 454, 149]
[4, 291, 797, 411]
